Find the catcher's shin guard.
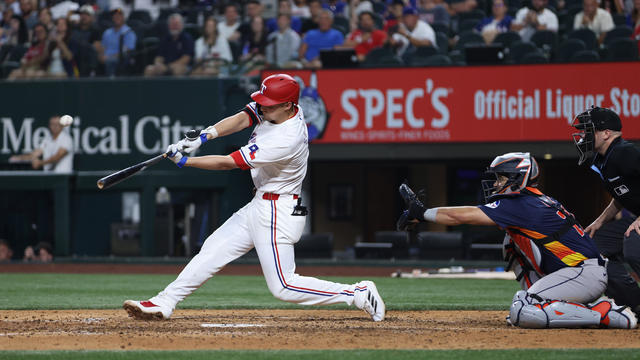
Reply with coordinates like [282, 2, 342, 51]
[589, 297, 638, 329]
[508, 290, 600, 328]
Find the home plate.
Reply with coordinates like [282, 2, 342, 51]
[201, 323, 265, 328]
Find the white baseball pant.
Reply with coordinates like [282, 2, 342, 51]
[151, 192, 363, 309]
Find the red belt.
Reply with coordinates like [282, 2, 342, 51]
[262, 193, 299, 200]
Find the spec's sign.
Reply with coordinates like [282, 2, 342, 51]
[264, 63, 640, 143]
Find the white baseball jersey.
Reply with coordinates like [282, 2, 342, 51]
[40, 130, 73, 173]
[230, 102, 309, 195]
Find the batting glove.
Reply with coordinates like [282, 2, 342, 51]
[180, 126, 219, 154]
[166, 144, 188, 168]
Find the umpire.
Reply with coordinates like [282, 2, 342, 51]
[572, 106, 640, 315]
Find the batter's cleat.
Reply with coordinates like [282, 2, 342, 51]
[123, 300, 173, 320]
[354, 281, 385, 322]
[589, 297, 638, 329]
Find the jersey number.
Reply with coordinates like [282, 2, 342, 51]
[248, 144, 259, 160]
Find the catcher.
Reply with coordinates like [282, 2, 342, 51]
[397, 152, 637, 329]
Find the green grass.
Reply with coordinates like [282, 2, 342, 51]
[1, 350, 639, 360]
[0, 273, 520, 310]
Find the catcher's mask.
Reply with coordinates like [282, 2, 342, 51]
[481, 152, 539, 203]
[571, 106, 622, 165]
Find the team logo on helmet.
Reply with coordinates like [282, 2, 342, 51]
[261, 84, 267, 95]
[481, 152, 539, 203]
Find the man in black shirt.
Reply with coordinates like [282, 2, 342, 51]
[572, 106, 640, 314]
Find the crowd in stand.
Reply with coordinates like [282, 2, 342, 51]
[0, 0, 638, 78]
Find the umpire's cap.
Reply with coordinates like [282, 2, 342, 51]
[585, 107, 622, 131]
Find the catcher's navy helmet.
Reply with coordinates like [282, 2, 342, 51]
[482, 152, 539, 203]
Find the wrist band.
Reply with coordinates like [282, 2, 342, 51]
[424, 208, 438, 222]
[199, 133, 208, 144]
[203, 126, 219, 140]
[177, 156, 188, 168]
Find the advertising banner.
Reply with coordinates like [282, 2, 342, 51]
[264, 63, 640, 143]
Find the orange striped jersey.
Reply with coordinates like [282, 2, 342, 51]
[478, 189, 600, 275]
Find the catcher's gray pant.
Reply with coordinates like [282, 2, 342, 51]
[593, 216, 640, 312]
[526, 258, 607, 303]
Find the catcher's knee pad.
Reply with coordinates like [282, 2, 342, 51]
[509, 291, 601, 328]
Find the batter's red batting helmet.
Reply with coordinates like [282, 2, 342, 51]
[251, 74, 300, 106]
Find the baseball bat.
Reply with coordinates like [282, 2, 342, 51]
[97, 129, 201, 190]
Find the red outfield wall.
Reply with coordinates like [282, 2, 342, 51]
[264, 63, 640, 143]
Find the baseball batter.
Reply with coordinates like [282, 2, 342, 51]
[398, 152, 637, 329]
[123, 74, 385, 322]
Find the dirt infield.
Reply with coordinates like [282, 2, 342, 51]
[2, 309, 639, 351]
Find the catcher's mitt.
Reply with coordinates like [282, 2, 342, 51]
[396, 183, 427, 231]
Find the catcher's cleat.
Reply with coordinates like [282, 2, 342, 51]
[589, 297, 638, 329]
[354, 281, 386, 322]
[123, 300, 173, 320]
[397, 183, 427, 231]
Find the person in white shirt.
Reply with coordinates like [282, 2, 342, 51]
[123, 74, 385, 323]
[511, 0, 558, 42]
[390, 7, 436, 56]
[9, 116, 73, 173]
[574, 0, 615, 44]
[218, 3, 241, 43]
[192, 16, 233, 76]
[265, 14, 301, 67]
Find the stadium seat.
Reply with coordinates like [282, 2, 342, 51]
[459, 18, 480, 33]
[0, 44, 14, 63]
[183, 23, 201, 40]
[362, 47, 404, 67]
[556, 38, 586, 62]
[431, 23, 450, 35]
[129, 9, 152, 24]
[158, 8, 180, 21]
[492, 31, 521, 48]
[530, 30, 558, 56]
[417, 231, 465, 260]
[568, 28, 598, 50]
[458, 8, 487, 22]
[605, 38, 639, 61]
[455, 31, 484, 50]
[436, 32, 449, 54]
[374, 231, 409, 259]
[604, 25, 633, 45]
[405, 46, 438, 65]
[332, 16, 350, 36]
[423, 54, 453, 65]
[612, 13, 627, 26]
[520, 51, 548, 64]
[569, 49, 600, 62]
[509, 41, 539, 63]
[296, 233, 334, 259]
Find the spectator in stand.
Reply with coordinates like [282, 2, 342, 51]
[192, 16, 232, 76]
[265, 13, 301, 67]
[9, 115, 74, 173]
[348, 0, 374, 32]
[218, 3, 241, 44]
[38, 7, 55, 33]
[23, 241, 53, 263]
[417, 0, 451, 29]
[476, 0, 513, 43]
[301, 0, 323, 32]
[98, 8, 136, 77]
[41, 17, 79, 78]
[298, 9, 344, 67]
[574, 0, 615, 44]
[511, 0, 558, 42]
[323, 0, 349, 17]
[239, 14, 268, 67]
[389, 7, 436, 56]
[243, 0, 264, 24]
[0, 15, 28, 46]
[19, 0, 38, 30]
[8, 22, 49, 80]
[72, 4, 101, 50]
[292, 0, 312, 18]
[4, 0, 21, 17]
[145, 13, 194, 77]
[341, 11, 387, 61]
[384, 0, 405, 32]
[267, 0, 303, 33]
[0, 239, 13, 262]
